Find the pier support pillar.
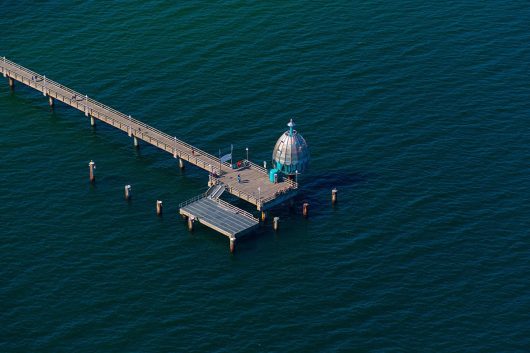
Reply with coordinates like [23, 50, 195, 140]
[273, 217, 280, 232]
[332, 188, 338, 205]
[156, 200, 163, 216]
[303, 202, 309, 218]
[124, 185, 131, 201]
[261, 211, 267, 223]
[8, 77, 14, 90]
[188, 216, 194, 231]
[133, 136, 139, 148]
[230, 237, 236, 253]
[90, 115, 95, 127]
[88, 160, 96, 183]
[48, 95, 54, 108]
[179, 157, 185, 170]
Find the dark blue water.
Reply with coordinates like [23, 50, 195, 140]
[1, 1, 529, 352]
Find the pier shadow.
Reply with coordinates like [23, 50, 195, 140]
[220, 169, 373, 224]
[284, 169, 374, 218]
[302, 169, 370, 191]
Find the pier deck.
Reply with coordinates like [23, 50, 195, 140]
[0, 57, 297, 211]
[179, 192, 259, 240]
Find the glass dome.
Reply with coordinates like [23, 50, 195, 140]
[272, 119, 310, 175]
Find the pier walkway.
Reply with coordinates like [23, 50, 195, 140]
[1, 57, 297, 212]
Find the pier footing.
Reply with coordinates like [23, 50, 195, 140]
[88, 160, 96, 183]
[303, 202, 309, 218]
[156, 200, 163, 216]
[187, 216, 194, 231]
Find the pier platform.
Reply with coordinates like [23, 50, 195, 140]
[179, 191, 259, 241]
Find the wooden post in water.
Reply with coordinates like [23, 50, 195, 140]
[48, 95, 54, 108]
[332, 188, 337, 205]
[188, 216, 194, 231]
[124, 185, 131, 201]
[8, 77, 14, 90]
[156, 200, 163, 216]
[179, 157, 185, 170]
[88, 160, 96, 183]
[303, 202, 309, 218]
[90, 115, 95, 127]
[273, 217, 280, 232]
[133, 135, 139, 148]
[230, 237, 236, 253]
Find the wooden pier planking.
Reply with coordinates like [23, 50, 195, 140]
[1, 57, 297, 210]
[180, 196, 259, 239]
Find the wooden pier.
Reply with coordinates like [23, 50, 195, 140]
[1, 57, 298, 250]
[179, 185, 260, 252]
[0, 57, 297, 211]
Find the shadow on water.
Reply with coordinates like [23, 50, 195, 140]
[222, 168, 374, 222]
[293, 169, 373, 211]
[303, 168, 370, 190]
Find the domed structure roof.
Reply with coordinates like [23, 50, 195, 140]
[272, 119, 310, 175]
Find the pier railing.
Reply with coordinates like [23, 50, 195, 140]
[216, 199, 258, 223]
[245, 160, 268, 175]
[284, 178, 298, 189]
[179, 192, 209, 208]
[178, 191, 257, 223]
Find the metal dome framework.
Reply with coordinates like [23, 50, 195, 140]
[272, 119, 310, 175]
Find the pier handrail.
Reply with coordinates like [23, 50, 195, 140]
[284, 178, 298, 189]
[179, 192, 208, 208]
[245, 160, 269, 175]
[223, 183, 260, 206]
[216, 199, 258, 223]
[179, 191, 257, 223]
